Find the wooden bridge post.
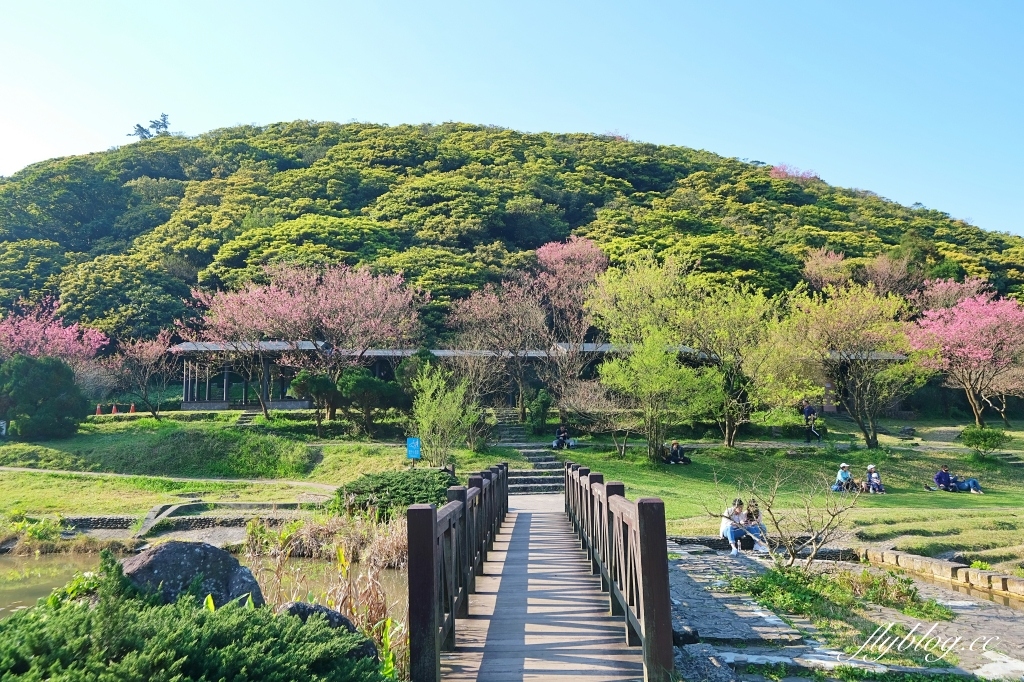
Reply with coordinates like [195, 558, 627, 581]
[468, 474, 484, 571]
[408, 504, 440, 682]
[587, 472, 604, 573]
[604, 481, 625, 615]
[480, 470, 494, 550]
[576, 467, 590, 550]
[447, 486, 470, 618]
[636, 498, 674, 682]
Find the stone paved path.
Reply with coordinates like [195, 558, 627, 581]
[668, 542, 802, 644]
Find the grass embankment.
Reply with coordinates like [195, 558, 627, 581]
[0, 415, 528, 517]
[0, 472, 319, 517]
[564, 441, 1024, 572]
[0, 417, 314, 479]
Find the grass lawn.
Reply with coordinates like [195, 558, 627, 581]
[0, 472, 314, 517]
[0, 417, 529, 516]
[563, 441, 1024, 572]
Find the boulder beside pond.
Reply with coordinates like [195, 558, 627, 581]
[121, 541, 265, 607]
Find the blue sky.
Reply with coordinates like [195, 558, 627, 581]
[1, 1, 1021, 235]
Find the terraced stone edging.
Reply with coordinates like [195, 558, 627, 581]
[860, 547, 1024, 606]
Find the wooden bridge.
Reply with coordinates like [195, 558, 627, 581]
[407, 462, 673, 682]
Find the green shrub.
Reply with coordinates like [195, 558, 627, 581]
[970, 560, 992, 570]
[0, 355, 89, 440]
[334, 469, 457, 520]
[0, 552, 382, 681]
[526, 389, 552, 435]
[960, 426, 1010, 454]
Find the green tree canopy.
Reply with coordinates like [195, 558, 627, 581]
[0, 354, 89, 439]
[1, 121, 1021, 339]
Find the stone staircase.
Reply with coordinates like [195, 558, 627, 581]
[508, 447, 565, 494]
[236, 409, 260, 427]
[489, 415, 565, 494]
[992, 452, 1024, 468]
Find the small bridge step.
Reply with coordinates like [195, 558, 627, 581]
[509, 474, 563, 483]
[509, 483, 564, 494]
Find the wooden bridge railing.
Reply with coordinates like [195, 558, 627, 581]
[564, 461, 674, 682]
[408, 463, 509, 682]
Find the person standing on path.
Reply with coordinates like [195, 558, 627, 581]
[802, 399, 821, 443]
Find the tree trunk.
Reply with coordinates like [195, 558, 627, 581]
[965, 389, 986, 427]
[363, 404, 373, 435]
[516, 380, 526, 423]
[327, 400, 338, 421]
[722, 415, 739, 448]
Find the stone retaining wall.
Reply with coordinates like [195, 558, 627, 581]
[861, 547, 1024, 599]
[152, 516, 287, 532]
[65, 517, 135, 529]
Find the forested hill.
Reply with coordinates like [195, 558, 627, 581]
[1, 120, 1022, 339]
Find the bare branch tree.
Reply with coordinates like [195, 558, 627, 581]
[113, 330, 178, 419]
[744, 469, 861, 568]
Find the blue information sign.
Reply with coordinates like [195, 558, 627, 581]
[406, 437, 422, 460]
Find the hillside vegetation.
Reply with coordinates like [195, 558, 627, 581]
[2, 121, 1021, 338]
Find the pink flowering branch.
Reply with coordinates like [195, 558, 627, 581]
[0, 298, 108, 371]
[909, 295, 1024, 426]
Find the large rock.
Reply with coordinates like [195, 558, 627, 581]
[121, 541, 265, 607]
[279, 601, 358, 632]
[279, 602, 378, 662]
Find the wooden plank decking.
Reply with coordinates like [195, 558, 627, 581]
[441, 494, 645, 682]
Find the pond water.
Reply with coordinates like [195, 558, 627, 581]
[0, 553, 408, 621]
[0, 554, 98, 619]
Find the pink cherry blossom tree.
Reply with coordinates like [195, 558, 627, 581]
[193, 282, 296, 419]
[909, 277, 991, 311]
[450, 278, 546, 422]
[909, 295, 1024, 426]
[534, 237, 609, 407]
[196, 265, 422, 419]
[110, 329, 178, 418]
[0, 298, 108, 368]
[860, 253, 918, 297]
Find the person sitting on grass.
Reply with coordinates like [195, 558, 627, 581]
[952, 471, 984, 494]
[933, 464, 956, 492]
[662, 440, 692, 465]
[719, 498, 769, 556]
[863, 464, 885, 494]
[833, 463, 857, 492]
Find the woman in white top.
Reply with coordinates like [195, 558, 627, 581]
[719, 498, 768, 556]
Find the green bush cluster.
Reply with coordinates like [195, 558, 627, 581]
[960, 426, 1010, 454]
[0, 552, 383, 681]
[0, 355, 88, 440]
[526, 390, 552, 435]
[333, 469, 457, 520]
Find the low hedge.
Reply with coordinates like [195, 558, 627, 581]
[333, 469, 457, 520]
[0, 552, 383, 681]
